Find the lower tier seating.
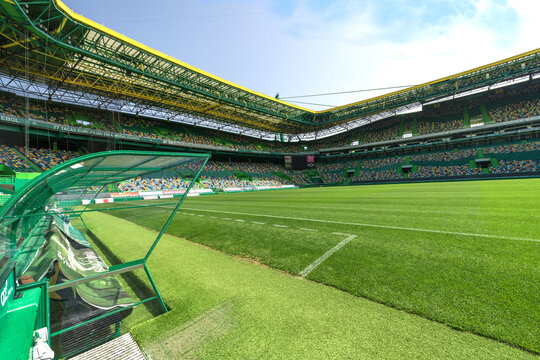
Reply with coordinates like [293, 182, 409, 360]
[1, 141, 538, 190]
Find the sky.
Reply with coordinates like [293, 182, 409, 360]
[64, 0, 540, 111]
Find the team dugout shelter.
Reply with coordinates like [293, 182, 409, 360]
[0, 151, 209, 359]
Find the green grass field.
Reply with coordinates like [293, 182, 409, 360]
[88, 178, 540, 357]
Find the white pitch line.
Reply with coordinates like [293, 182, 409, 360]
[222, 217, 232, 220]
[209, 216, 217, 219]
[197, 214, 204, 217]
[161, 206, 539, 243]
[235, 219, 245, 222]
[299, 234, 357, 277]
[252, 221, 266, 225]
[273, 224, 288, 228]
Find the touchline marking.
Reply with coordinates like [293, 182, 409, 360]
[252, 221, 266, 225]
[235, 219, 245, 222]
[162, 206, 540, 243]
[273, 224, 288, 228]
[299, 234, 357, 277]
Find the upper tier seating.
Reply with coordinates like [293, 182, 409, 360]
[488, 99, 540, 123]
[1, 79, 539, 154]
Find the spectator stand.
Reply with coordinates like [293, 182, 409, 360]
[482, 140, 540, 175]
[407, 148, 480, 178]
[347, 155, 404, 184]
[17, 147, 79, 171]
[0, 145, 35, 172]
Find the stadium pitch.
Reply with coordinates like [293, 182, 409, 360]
[89, 178, 540, 357]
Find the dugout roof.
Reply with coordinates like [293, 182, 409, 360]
[1, 0, 540, 136]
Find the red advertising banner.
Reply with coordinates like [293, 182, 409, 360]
[110, 192, 139, 198]
[162, 190, 186, 195]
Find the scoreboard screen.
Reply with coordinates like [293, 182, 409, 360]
[285, 155, 316, 170]
[284, 155, 292, 169]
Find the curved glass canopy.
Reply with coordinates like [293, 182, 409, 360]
[0, 150, 209, 278]
[0, 150, 209, 357]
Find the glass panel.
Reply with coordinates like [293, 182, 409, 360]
[0, 151, 208, 290]
[0, 222, 11, 275]
[49, 268, 161, 358]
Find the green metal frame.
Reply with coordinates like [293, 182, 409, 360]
[1, 1, 540, 134]
[16, 279, 51, 345]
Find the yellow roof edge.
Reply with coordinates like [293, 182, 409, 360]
[52, 0, 314, 115]
[326, 47, 540, 113]
[52, 0, 540, 118]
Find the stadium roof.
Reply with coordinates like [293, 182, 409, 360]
[1, 0, 540, 138]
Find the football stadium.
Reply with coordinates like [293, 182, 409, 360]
[0, 1, 539, 359]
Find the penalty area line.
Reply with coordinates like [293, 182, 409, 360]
[165, 206, 539, 243]
[299, 233, 357, 277]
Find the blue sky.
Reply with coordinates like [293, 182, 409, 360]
[64, 0, 538, 110]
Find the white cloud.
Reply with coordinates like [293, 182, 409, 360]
[269, 0, 539, 108]
[506, 0, 540, 50]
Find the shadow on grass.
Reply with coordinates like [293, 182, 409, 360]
[87, 229, 168, 316]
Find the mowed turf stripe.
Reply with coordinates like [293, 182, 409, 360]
[299, 233, 356, 277]
[168, 206, 540, 243]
